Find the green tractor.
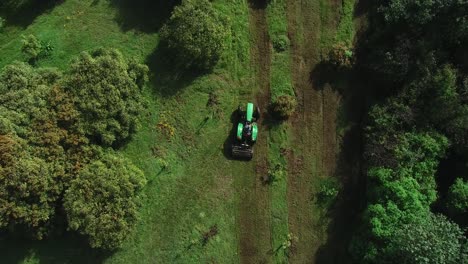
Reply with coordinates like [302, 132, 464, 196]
[231, 102, 260, 160]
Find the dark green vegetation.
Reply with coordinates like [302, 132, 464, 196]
[64, 151, 147, 250]
[0, 49, 148, 250]
[351, 0, 468, 263]
[160, 0, 229, 70]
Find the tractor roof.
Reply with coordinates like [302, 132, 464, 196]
[246, 103, 254, 122]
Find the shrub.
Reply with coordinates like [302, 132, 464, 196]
[270, 95, 297, 119]
[329, 42, 353, 68]
[160, 0, 229, 70]
[264, 163, 285, 185]
[64, 152, 147, 250]
[21, 35, 54, 63]
[272, 34, 290, 52]
[21, 34, 42, 63]
[317, 178, 340, 205]
[446, 178, 468, 215]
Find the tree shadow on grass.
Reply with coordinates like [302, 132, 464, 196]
[0, 232, 110, 264]
[109, 0, 180, 33]
[314, 123, 367, 264]
[310, 48, 370, 264]
[248, 0, 269, 10]
[1, 0, 63, 28]
[145, 44, 204, 98]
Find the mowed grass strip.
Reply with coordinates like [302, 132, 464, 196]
[266, 0, 294, 263]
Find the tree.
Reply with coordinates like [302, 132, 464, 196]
[0, 62, 60, 137]
[160, 0, 229, 70]
[446, 178, 468, 215]
[385, 213, 465, 264]
[65, 48, 148, 146]
[64, 152, 146, 250]
[0, 135, 62, 239]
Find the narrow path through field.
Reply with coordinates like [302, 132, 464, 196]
[285, 0, 340, 262]
[236, 1, 273, 263]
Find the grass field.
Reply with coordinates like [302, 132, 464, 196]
[0, 0, 361, 263]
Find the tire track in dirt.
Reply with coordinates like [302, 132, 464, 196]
[237, 1, 273, 264]
[285, 0, 336, 263]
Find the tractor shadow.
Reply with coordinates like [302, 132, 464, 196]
[222, 110, 250, 162]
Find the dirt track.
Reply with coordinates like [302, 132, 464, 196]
[237, 2, 273, 263]
[286, 0, 340, 262]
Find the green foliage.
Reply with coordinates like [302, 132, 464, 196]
[0, 49, 147, 249]
[356, 128, 450, 262]
[335, 0, 356, 44]
[446, 178, 468, 215]
[65, 48, 148, 146]
[0, 62, 59, 137]
[265, 163, 285, 185]
[270, 95, 297, 120]
[329, 42, 353, 68]
[64, 151, 146, 250]
[20, 34, 54, 64]
[385, 213, 465, 264]
[0, 135, 62, 239]
[21, 34, 42, 63]
[160, 0, 229, 70]
[272, 34, 289, 52]
[317, 178, 340, 206]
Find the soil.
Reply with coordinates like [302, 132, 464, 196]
[237, 1, 273, 264]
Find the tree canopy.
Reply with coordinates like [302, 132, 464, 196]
[160, 0, 229, 70]
[64, 151, 146, 250]
[65, 48, 148, 146]
[0, 49, 148, 249]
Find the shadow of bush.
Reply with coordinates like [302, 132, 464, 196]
[0, 0, 63, 28]
[109, 0, 180, 33]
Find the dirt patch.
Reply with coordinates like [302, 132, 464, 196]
[285, 0, 342, 263]
[237, 2, 273, 264]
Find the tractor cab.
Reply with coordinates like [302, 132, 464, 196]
[232, 102, 260, 160]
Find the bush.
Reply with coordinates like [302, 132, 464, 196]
[272, 34, 290, 52]
[65, 48, 148, 146]
[317, 178, 340, 205]
[329, 42, 353, 68]
[160, 0, 229, 70]
[263, 163, 285, 185]
[21, 34, 54, 63]
[21, 34, 42, 63]
[64, 152, 147, 250]
[270, 95, 297, 119]
[446, 178, 468, 215]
